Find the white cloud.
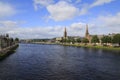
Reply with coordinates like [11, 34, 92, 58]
[0, 2, 16, 17]
[79, 6, 89, 15]
[98, 12, 120, 26]
[90, 0, 114, 7]
[33, 0, 115, 21]
[47, 1, 79, 21]
[0, 20, 87, 39]
[1, 18, 118, 39]
[70, 22, 85, 30]
[79, 0, 115, 16]
[1, 12, 120, 39]
[88, 12, 120, 35]
[33, 0, 54, 10]
[59, 0, 81, 4]
[0, 21, 17, 27]
[0, 21, 19, 35]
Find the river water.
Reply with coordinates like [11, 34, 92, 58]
[0, 44, 120, 80]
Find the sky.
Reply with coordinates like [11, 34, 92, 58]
[0, 0, 120, 39]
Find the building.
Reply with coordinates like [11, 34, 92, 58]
[64, 27, 67, 38]
[55, 27, 68, 42]
[63, 27, 68, 40]
[0, 34, 15, 50]
[55, 37, 63, 43]
[85, 24, 91, 43]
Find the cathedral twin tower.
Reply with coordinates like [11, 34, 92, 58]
[63, 24, 90, 42]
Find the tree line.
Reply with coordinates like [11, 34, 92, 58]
[62, 34, 120, 46]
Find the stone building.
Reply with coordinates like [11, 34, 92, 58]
[63, 27, 68, 40]
[0, 34, 15, 50]
[55, 37, 63, 42]
[85, 24, 91, 43]
[55, 27, 68, 42]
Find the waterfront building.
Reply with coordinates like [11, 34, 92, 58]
[0, 35, 8, 49]
[55, 27, 82, 43]
[55, 27, 68, 42]
[55, 37, 63, 42]
[0, 34, 16, 50]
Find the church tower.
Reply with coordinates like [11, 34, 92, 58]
[85, 24, 91, 42]
[85, 24, 89, 38]
[64, 27, 67, 38]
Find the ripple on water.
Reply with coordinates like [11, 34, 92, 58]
[0, 44, 120, 80]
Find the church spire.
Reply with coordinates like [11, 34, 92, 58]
[85, 24, 89, 38]
[64, 27, 67, 38]
[86, 24, 89, 34]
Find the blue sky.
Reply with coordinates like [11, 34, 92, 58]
[0, 0, 120, 39]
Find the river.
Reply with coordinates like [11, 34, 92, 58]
[0, 44, 120, 80]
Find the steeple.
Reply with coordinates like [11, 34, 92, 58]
[85, 24, 89, 38]
[64, 27, 67, 38]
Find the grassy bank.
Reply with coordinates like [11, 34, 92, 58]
[0, 44, 19, 60]
[63, 44, 120, 51]
[30, 42, 120, 51]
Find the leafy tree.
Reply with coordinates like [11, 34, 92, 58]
[76, 38, 81, 43]
[107, 37, 112, 43]
[91, 35, 99, 44]
[112, 34, 120, 46]
[66, 39, 71, 43]
[65, 38, 76, 44]
[101, 36, 112, 43]
[71, 38, 75, 44]
[82, 38, 89, 45]
[15, 38, 19, 42]
[101, 36, 106, 43]
[61, 38, 67, 43]
[101, 36, 112, 46]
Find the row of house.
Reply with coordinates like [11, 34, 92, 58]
[0, 34, 16, 50]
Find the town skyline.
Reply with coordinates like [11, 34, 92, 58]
[0, 0, 120, 39]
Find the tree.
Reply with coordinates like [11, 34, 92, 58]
[61, 38, 67, 43]
[15, 38, 19, 42]
[91, 35, 99, 45]
[101, 36, 112, 46]
[76, 38, 81, 43]
[112, 34, 120, 46]
[82, 38, 89, 45]
[101, 36, 106, 43]
[66, 39, 71, 43]
[68, 38, 75, 44]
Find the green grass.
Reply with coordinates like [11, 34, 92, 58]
[63, 44, 120, 51]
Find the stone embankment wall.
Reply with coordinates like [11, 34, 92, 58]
[0, 44, 19, 60]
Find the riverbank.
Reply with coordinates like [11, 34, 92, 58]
[62, 43, 120, 51]
[31, 42, 120, 51]
[0, 44, 19, 60]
